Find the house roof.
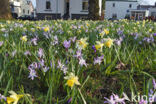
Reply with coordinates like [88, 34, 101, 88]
[106, 0, 137, 2]
[137, 4, 156, 10]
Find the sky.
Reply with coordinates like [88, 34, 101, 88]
[30, 0, 156, 8]
[31, 0, 36, 7]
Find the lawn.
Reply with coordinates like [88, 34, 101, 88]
[0, 20, 156, 104]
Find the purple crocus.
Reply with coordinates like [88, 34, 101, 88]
[24, 51, 31, 56]
[63, 40, 71, 49]
[79, 58, 87, 67]
[51, 36, 59, 45]
[38, 48, 44, 58]
[153, 33, 156, 37]
[43, 66, 49, 72]
[0, 41, 3, 47]
[139, 99, 148, 104]
[94, 55, 104, 65]
[153, 79, 156, 89]
[67, 98, 72, 104]
[104, 93, 130, 104]
[92, 45, 96, 53]
[115, 37, 123, 46]
[57, 60, 68, 74]
[70, 36, 76, 43]
[104, 95, 116, 104]
[0, 93, 6, 101]
[28, 69, 37, 80]
[31, 37, 38, 45]
[11, 50, 17, 57]
[74, 50, 82, 59]
[117, 30, 124, 35]
[28, 62, 38, 70]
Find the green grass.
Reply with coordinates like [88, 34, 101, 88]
[0, 19, 156, 104]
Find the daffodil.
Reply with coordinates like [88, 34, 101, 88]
[20, 36, 27, 42]
[64, 73, 80, 88]
[104, 29, 109, 35]
[94, 41, 104, 52]
[104, 38, 114, 48]
[44, 27, 49, 32]
[149, 29, 152, 32]
[77, 38, 88, 50]
[7, 91, 24, 104]
[99, 31, 105, 37]
[99, 29, 109, 37]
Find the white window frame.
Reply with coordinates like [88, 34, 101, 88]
[46, 1, 51, 10]
[82, 0, 89, 11]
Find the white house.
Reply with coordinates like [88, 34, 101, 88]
[36, 0, 102, 20]
[105, 0, 138, 19]
[9, 0, 34, 18]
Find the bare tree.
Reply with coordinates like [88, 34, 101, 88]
[0, 0, 12, 19]
[88, 0, 100, 20]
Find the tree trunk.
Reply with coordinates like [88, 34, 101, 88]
[88, 0, 100, 20]
[0, 0, 12, 19]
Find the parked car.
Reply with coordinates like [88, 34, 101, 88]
[17, 15, 37, 21]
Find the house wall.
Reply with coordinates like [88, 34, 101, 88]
[70, 0, 102, 19]
[36, 0, 102, 20]
[149, 8, 156, 17]
[20, 0, 32, 16]
[105, 0, 138, 19]
[36, 0, 64, 15]
[10, 0, 32, 17]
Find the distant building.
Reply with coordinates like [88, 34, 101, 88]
[136, 3, 156, 19]
[105, 0, 138, 20]
[105, 0, 156, 20]
[9, 0, 21, 18]
[36, 0, 102, 20]
[9, 0, 34, 18]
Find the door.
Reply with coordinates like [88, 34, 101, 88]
[138, 13, 143, 20]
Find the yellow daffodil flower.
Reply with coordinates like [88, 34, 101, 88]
[77, 38, 88, 49]
[95, 41, 104, 52]
[64, 73, 80, 88]
[44, 27, 49, 32]
[99, 31, 105, 37]
[20, 36, 27, 42]
[7, 91, 24, 104]
[149, 29, 152, 32]
[104, 38, 114, 48]
[104, 29, 109, 35]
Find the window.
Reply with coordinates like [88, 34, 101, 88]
[112, 14, 117, 19]
[11, 5, 14, 12]
[23, 9, 25, 14]
[28, 10, 29, 14]
[46, 1, 51, 9]
[113, 3, 115, 7]
[82, 0, 88, 10]
[129, 4, 132, 8]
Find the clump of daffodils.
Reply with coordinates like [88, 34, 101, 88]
[43, 27, 49, 32]
[76, 38, 88, 50]
[94, 41, 104, 52]
[103, 38, 114, 48]
[99, 29, 109, 37]
[20, 36, 27, 42]
[104, 29, 109, 35]
[7, 91, 24, 104]
[64, 72, 80, 88]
